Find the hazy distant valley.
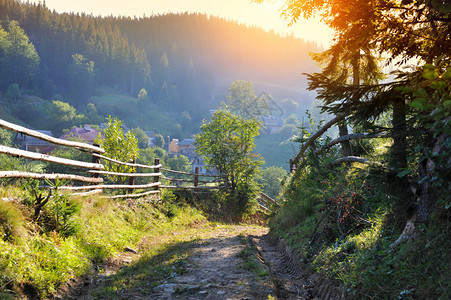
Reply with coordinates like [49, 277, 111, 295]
[0, 0, 321, 168]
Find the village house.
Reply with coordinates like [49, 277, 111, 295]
[41, 125, 102, 153]
[14, 130, 54, 154]
[261, 115, 284, 134]
[177, 139, 196, 159]
[144, 130, 157, 147]
[59, 125, 101, 144]
[168, 138, 218, 175]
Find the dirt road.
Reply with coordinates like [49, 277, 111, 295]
[60, 224, 342, 299]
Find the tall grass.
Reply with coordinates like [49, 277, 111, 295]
[0, 186, 205, 299]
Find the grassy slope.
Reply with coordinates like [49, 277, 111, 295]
[254, 134, 297, 171]
[0, 187, 206, 299]
[0, 103, 28, 126]
[91, 87, 178, 134]
[270, 140, 450, 299]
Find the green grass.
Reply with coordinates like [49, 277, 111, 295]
[269, 154, 451, 299]
[0, 186, 206, 299]
[254, 134, 296, 170]
[91, 87, 177, 133]
[0, 102, 28, 126]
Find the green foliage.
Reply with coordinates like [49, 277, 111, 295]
[68, 53, 95, 105]
[195, 109, 263, 215]
[42, 180, 81, 237]
[0, 21, 39, 90]
[96, 116, 139, 184]
[137, 88, 147, 100]
[153, 133, 165, 148]
[256, 166, 287, 199]
[5, 83, 20, 103]
[0, 183, 206, 299]
[45, 100, 86, 135]
[401, 60, 451, 207]
[225, 80, 270, 119]
[131, 127, 150, 149]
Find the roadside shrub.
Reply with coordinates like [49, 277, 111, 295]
[41, 191, 82, 237]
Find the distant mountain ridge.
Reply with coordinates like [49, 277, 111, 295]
[0, 0, 319, 130]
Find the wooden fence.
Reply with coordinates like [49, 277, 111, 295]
[0, 119, 224, 200]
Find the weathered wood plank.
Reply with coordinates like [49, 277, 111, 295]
[56, 181, 161, 191]
[107, 190, 160, 199]
[0, 171, 103, 183]
[160, 185, 224, 190]
[72, 189, 103, 197]
[0, 145, 104, 170]
[260, 192, 279, 206]
[92, 153, 162, 169]
[160, 167, 223, 177]
[0, 119, 104, 153]
[88, 170, 162, 177]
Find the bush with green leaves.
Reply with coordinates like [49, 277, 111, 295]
[195, 109, 263, 216]
[95, 116, 139, 184]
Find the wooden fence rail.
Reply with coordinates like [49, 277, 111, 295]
[0, 119, 104, 153]
[0, 118, 226, 200]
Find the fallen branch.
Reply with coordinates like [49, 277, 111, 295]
[293, 115, 345, 164]
[315, 132, 390, 155]
[328, 156, 368, 167]
[328, 156, 388, 168]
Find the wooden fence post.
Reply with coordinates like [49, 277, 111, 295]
[194, 167, 199, 187]
[154, 158, 160, 191]
[91, 143, 101, 180]
[128, 157, 136, 194]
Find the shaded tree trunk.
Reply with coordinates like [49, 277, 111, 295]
[338, 121, 352, 157]
[391, 98, 408, 170]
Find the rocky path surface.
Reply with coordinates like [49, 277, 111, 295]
[60, 224, 343, 299]
[150, 226, 275, 299]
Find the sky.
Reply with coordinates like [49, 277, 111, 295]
[32, 0, 333, 47]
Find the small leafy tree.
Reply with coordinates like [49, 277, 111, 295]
[195, 109, 263, 214]
[96, 116, 139, 184]
[137, 88, 148, 100]
[226, 80, 270, 119]
[131, 127, 150, 149]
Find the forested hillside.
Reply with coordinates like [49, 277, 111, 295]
[0, 0, 319, 135]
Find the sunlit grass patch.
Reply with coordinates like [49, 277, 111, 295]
[0, 186, 207, 298]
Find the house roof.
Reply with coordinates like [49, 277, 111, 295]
[178, 139, 195, 146]
[60, 126, 100, 144]
[15, 130, 54, 146]
[144, 131, 156, 137]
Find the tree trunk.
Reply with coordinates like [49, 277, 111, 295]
[391, 98, 408, 170]
[417, 134, 444, 224]
[390, 97, 412, 212]
[338, 121, 352, 158]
